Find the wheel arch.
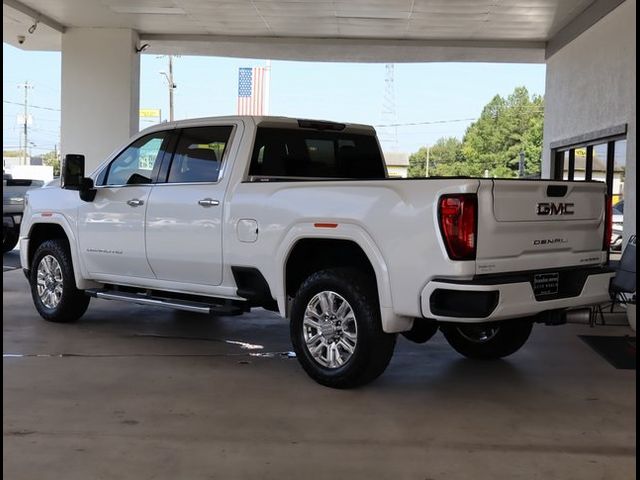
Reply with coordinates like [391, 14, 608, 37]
[26, 218, 94, 290]
[276, 224, 412, 333]
[285, 238, 377, 300]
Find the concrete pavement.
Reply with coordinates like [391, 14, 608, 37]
[3, 250, 636, 480]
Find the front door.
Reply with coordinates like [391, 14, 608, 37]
[78, 131, 169, 278]
[145, 125, 236, 285]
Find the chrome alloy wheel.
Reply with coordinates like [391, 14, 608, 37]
[456, 325, 500, 343]
[36, 255, 64, 309]
[303, 291, 358, 369]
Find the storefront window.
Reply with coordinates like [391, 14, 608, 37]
[553, 134, 626, 253]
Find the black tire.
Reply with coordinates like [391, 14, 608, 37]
[402, 319, 439, 344]
[30, 239, 90, 323]
[441, 319, 533, 360]
[3, 228, 19, 253]
[290, 268, 396, 389]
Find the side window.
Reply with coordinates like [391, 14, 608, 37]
[103, 132, 166, 186]
[167, 126, 233, 183]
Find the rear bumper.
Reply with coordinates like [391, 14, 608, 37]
[420, 266, 613, 323]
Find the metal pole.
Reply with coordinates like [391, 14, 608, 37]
[24, 82, 28, 165]
[168, 56, 174, 122]
[518, 150, 525, 177]
[18, 81, 33, 165]
[264, 60, 271, 115]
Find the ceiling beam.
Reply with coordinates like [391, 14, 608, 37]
[140, 34, 546, 63]
[546, 0, 626, 59]
[3, 0, 66, 33]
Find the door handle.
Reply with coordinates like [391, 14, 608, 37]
[198, 198, 220, 207]
[126, 199, 144, 207]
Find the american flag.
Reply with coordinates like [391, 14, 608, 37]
[237, 66, 270, 115]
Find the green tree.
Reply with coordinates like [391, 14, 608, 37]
[408, 137, 466, 177]
[408, 147, 428, 177]
[407, 87, 544, 178]
[42, 150, 61, 176]
[462, 86, 544, 177]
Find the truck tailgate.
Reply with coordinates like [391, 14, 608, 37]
[475, 180, 607, 275]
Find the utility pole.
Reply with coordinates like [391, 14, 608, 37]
[518, 150, 526, 177]
[425, 146, 431, 177]
[168, 56, 175, 122]
[264, 60, 272, 115]
[160, 56, 177, 122]
[18, 81, 33, 165]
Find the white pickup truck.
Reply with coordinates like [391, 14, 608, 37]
[20, 116, 613, 388]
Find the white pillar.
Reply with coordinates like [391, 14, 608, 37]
[61, 28, 140, 173]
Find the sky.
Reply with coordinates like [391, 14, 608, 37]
[3, 42, 546, 155]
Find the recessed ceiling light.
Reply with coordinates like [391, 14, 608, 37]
[109, 6, 186, 15]
[336, 12, 410, 20]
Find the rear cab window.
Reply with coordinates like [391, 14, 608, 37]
[248, 126, 386, 180]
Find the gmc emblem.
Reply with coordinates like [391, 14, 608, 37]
[536, 202, 575, 215]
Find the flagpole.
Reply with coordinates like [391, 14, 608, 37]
[264, 60, 271, 115]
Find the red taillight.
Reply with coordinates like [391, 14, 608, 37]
[438, 194, 477, 260]
[603, 195, 613, 251]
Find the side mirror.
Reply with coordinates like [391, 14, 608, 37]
[79, 178, 96, 202]
[61, 154, 85, 190]
[61, 154, 96, 202]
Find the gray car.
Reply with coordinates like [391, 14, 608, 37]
[3, 173, 44, 253]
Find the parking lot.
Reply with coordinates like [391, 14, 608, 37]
[3, 249, 636, 480]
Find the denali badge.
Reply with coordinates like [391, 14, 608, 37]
[533, 238, 568, 246]
[536, 202, 574, 215]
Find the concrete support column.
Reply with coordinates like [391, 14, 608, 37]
[61, 28, 140, 173]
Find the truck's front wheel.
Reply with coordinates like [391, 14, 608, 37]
[290, 268, 396, 388]
[30, 239, 90, 323]
[441, 319, 533, 360]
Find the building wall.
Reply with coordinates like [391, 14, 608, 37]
[387, 166, 409, 178]
[543, 0, 636, 241]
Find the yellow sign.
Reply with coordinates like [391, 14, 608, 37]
[574, 148, 587, 157]
[139, 108, 161, 118]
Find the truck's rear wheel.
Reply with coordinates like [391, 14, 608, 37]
[30, 239, 90, 323]
[290, 268, 396, 388]
[441, 319, 533, 359]
[3, 228, 19, 253]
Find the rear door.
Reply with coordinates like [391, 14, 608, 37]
[145, 123, 239, 285]
[475, 180, 607, 275]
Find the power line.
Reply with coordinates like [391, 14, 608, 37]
[3, 145, 57, 151]
[375, 117, 477, 128]
[375, 108, 544, 128]
[3, 100, 60, 112]
[30, 126, 60, 135]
